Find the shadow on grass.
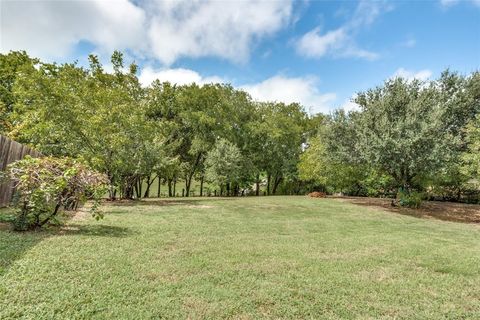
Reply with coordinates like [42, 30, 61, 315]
[0, 229, 49, 276]
[58, 224, 135, 237]
[0, 214, 135, 277]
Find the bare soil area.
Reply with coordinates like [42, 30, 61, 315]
[337, 196, 480, 224]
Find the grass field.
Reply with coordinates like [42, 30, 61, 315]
[1, 196, 479, 319]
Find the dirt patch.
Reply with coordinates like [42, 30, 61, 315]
[186, 205, 214, 209]
[308, 191, 327, 198]
[0, 222, 10, 231]
[70, 209, 91, 222]
[336, 196, 480, 224]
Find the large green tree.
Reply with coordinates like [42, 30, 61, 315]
[10, 51, 158, 199]
[253, 102, 307, 195]
[0, 51, 38, 134]
[463, 115, 480, 182]
[353, 78, 451, 191]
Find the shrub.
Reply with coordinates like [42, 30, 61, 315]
[308, 191, 327, 198]
[397, 190, 423, 208]
[6, 156, 109, 230]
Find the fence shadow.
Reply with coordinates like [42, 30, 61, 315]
[0, 217, 135, 277]
[0, 229, 49, 276]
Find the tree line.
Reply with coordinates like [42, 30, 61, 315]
[1, 51, 479, 204]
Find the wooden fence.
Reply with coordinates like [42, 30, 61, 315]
[0, 135, 41, 207]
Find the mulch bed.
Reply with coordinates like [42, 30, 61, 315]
[335, 196, 480, 224]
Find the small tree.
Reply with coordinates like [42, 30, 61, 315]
[6, 156, 108, 230]
[204, 139, 242, 196]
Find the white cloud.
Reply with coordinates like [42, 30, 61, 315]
[1, 0, 293, 65]
[296, 27, 379, 60]
[296, 28, 348, 58]
[0, 0, 147, 60]
[146, 1, 293, 65]
[295, 0, 390, 60]
[391, 68, 432, 82]
[139, 67, 225, 87]
[241, 75, 337, 114]
[340, 96, 361, 113]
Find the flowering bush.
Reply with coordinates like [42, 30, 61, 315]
[6, 156, 109, 230]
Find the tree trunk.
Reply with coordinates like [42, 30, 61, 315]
[157, 176, 161, 198]
[255, 173, 260, 196]
[108, 188, 116, 201]
[107, 173, 116, 200]
[272, 175, 282, 195]
[39, 202, 62, 227]
[134, 177, 142, 199]
[226, 182, 230, 196]
[122, 176, 136, 199]
[185, 176, 190, 197]
[134, 183, 139, 199]
[267, 174, 271, 195]
[185, 153, 202, 197]
[173, 178, 177, 197]
[138, 177, 143, 198]
[168, 178, 172, 197]
[200, 175, 204, 197]
[185, 173, 194, 197]
[144, 175, 153, 198]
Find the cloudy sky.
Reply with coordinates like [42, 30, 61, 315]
[1, 0, 479, 113]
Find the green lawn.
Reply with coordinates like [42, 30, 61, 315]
[1, 197, 479, 319]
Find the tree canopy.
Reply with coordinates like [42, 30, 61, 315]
[1, 50, 479, 204]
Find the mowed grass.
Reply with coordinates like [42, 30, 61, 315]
[1, 197, 479, 319]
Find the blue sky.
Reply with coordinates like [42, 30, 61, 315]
[1, 0, 479, 114]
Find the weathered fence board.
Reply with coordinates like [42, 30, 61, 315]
[0, 135, 41, 207]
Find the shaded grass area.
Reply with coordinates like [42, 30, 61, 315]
[0, 207, 15, 224]
[1, 196, 479, 319]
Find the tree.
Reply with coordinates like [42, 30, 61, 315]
[204, 139, 243, 196]
[423, 71, 480, 200]
[253, 102, 307, 195]
[10, 51, 155, 199]
[463, 115, 480, 182]
[0, 51, 38, 134]
[298, 134, 371, 195]
[353, 78, 449, 192]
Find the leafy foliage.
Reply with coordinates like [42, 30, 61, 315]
[2, 50, 479, 204]
[6, 156, 108, 230]
[0, 51, 38, 134]
[204, 139, 243, 194]
[463, 115, 480, 182]
[300, 72, 479, 204]
[397, 190, 423, 208]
